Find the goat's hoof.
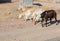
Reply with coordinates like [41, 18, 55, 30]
[34, 23, 36, 25]
[46, 25, 47, 27]
[42, 26, 44, 27]
[56, 23, 58, 25]
[34, 21, 37, 25]
[42, 25, 44, 27]
[46, 26, 47, 27]
[56, 22, 58, 25]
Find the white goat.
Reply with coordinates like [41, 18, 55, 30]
[24, 10, 32, 21]
[18, 10, 32, 21]
[32, 9, 45, 24]
[18, 7, 36, 21]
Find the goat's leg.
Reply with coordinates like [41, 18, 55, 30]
[41, 18, 44, 27]
[34, 21, 37, 25]
[50, 18, 52, 24]
[45, 19, 48, 27]
[31, 17, 34, 22]
[55, 17, 58, 25]
[54, 13, 58, 25]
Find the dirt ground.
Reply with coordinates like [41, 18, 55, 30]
[0, 1, 60, 41]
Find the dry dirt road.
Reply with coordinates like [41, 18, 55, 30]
[0, 1, 60, 41]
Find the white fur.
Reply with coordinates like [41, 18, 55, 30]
[25, 10, 32, 20]
[18, 10, 32, 21]
[18, 8, 44, 22]
[32, 9, 44, 21]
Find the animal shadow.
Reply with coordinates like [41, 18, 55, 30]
[45, 20, 60, 27]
